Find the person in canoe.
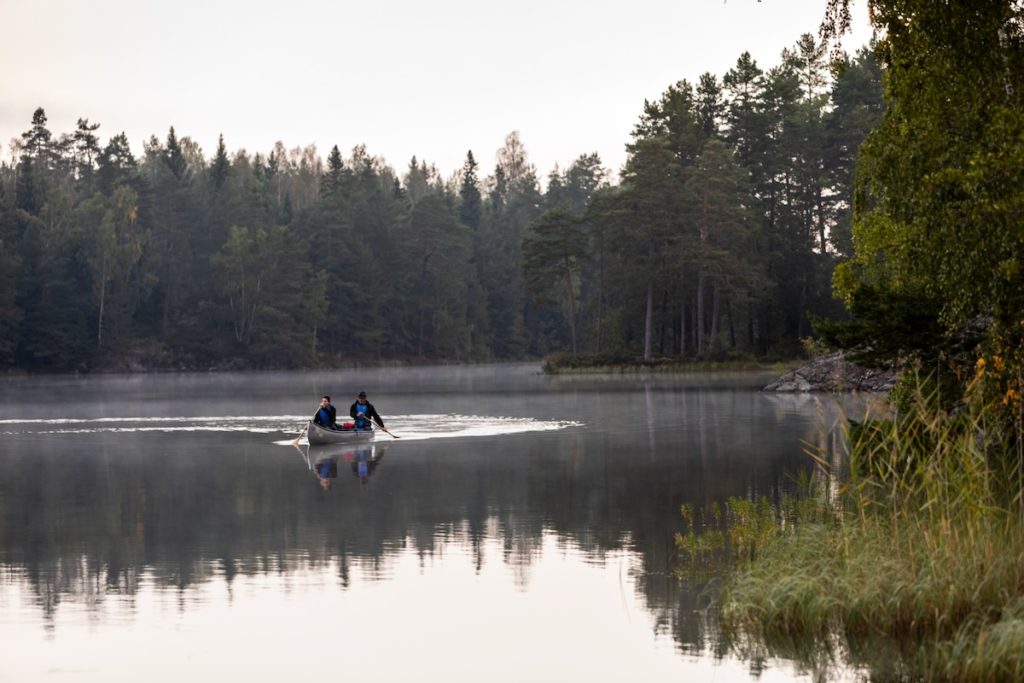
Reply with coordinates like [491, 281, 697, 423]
[312, 395, 338, 430]
[350, 391, 385, 432]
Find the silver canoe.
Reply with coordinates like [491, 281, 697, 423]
[306, 420, 375, 445]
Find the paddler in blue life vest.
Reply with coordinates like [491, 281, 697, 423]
[350, 391, 385, 432]
[312, 395, 338, 430]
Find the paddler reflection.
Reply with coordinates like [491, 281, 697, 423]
[347, 446, 382, 483]
[314, 453, 338, 490]
[296, 441, 390, 490]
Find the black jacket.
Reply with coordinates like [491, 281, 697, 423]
[350, 401, 384, 428]
[313, 403, 337, 427]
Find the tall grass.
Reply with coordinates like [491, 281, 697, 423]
[677, 375, 1024, 681]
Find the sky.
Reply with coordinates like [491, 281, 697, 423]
[0, 0, 873, 182]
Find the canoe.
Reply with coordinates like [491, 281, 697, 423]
[306, 420, 375, 445]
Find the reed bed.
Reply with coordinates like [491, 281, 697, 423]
[677, 377, 1024, 681]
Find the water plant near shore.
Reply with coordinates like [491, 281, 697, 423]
[677, 375, 1024, 681]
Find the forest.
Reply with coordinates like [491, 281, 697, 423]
[0, 34, 881, 372]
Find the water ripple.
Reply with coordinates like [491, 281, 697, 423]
[0, 414, 582, 441]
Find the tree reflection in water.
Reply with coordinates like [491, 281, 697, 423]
[0, 386, 861, 674]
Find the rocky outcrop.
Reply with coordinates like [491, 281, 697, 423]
[763, 352, 898, 393]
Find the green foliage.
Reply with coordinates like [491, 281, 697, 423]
[823, 46, 884, 257]
[710, 9, 1024, 674]
[0, 36, 883, 370]
[0, 187, 21, 364]
[814, 278, 946, 368]
[393, 194, 472, 358]
[522, 206, 587, 355]
[830, 1, 1024, 390]
[211, 224, 317, 364]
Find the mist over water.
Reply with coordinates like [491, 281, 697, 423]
[0, 364, 871, 681]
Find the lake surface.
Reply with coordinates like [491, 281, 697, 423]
[0, 364, 868, 681]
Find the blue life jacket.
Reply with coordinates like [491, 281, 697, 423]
[354, 403, 369, 429]
[317, 407, 332, 426]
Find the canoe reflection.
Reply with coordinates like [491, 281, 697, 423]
[299, 442, 390, 489]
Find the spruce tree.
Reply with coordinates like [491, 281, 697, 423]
[210, 134, 230, 191]
[458, 151, 481, 230]
[320, 145, 344, 197]
[164, 127, 186, 181]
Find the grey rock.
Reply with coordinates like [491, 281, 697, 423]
[764, 352, 898, 393]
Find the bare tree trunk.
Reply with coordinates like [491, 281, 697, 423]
[162, 264, 172, 335]
[680, 298, 687, 357]
[97, 274, 106, 349]
[417, 308, 424, 357]
[799, 270, 808, 337]
[247, 275, 262, 346]
[643, 281, 654, 362]
[817, 186, 828, 254]
[692, 293, 699, 352]
[727, 298, 737, 348]
[563, 262, 577, 357]
[747, 294, 755, 348]
[710, 280, 721, 348]
[596, 245, 605, 354]
[696, 275, 705, 356]
[658, 289, 668, 356]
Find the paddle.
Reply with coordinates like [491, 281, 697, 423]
[292, 422, 308, 446]
[373, 420, 400, 439]
[357, 414, 399, 438]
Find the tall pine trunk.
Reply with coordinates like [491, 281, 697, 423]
[696, 274, 705, 356]
[680, 299, 687, 357]
[563, 258, 577, 357]
[643, 281, 654, 362]
[710, 280, 721, 348]
[658, 289, 668, 356]
[97, 272, 106, 350]
[727, 298, 737, 348]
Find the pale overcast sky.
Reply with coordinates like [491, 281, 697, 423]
[0, 0, 873, 181]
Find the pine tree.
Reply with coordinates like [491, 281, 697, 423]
[564, 153, 607, 217]
[21, 108, 52, 163]
[522, 206, 588, 356]
[824, 46, 883, 257]
[696, 73, 725, 138]
[73, 118, 101, 197]
[97, 133, 137, 195]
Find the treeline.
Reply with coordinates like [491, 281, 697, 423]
[0, 35, 881, 371]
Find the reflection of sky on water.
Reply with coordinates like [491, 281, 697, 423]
[0, 533, 835, 682]
[0, 364, 868, 681]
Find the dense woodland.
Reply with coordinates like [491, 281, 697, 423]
[0, 35, 882, 372]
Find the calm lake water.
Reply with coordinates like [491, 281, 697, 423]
[0, 364, 868, 681]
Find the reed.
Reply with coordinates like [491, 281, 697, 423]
[677, 373, 1024, 680]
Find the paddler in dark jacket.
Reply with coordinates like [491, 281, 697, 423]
[350, 391, 385, 432]
[312, 395, 338, 429]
